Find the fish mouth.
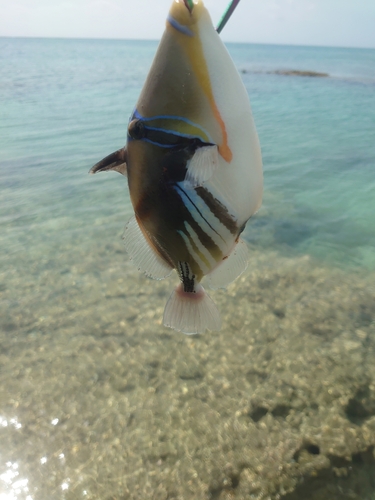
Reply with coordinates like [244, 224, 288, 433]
[169, 0, 203, 30]
[183, 0, 194, 13]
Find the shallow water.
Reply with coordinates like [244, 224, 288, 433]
[1, 38, 375, 499]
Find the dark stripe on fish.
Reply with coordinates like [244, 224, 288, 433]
[174, 184, 224, 261]
[174, 184, 224, 241]
[183, 212, 222, 262]
[185, 231, 211, 270]
[195, 186, 238, 235]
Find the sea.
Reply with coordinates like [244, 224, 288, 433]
[0, 37, 375, 499]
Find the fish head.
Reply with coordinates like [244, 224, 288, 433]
[128, 0, 230, 166]
[167, 0, 209, 36]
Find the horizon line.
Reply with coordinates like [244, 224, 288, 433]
[0, 35, 374, 51]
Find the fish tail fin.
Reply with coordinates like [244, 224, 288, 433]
[163, 283, 221, 335]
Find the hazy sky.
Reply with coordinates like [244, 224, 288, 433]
[1, 0, 374, 49]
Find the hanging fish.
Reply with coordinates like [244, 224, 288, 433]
[90, 0, 263, 334]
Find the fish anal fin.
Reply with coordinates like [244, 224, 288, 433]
[185, 145, 218, 187]
[207, 239, 249, 289]
[163, 283, 221, 334]
[90, 148, 127, 176]
[123, 215, 172, 280]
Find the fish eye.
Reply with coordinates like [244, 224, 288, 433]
[128, 119, 145, 140]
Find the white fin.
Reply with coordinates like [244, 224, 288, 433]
[163, 283, 221, 334]
[123, 216, 172, 280]
[185, 145, 219, 187]
[207, 239, 249, 289]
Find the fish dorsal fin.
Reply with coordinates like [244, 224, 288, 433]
[207, 239, 249, 289]
[123, 215, 173, 280]
[185, 145, 219, 187]
[90, 148, 127, 176]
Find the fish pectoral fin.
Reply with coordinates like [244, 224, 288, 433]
[185, 145, 219, 187]
[163, 283, 221, 334]
[207, 239, 249, 290]
[89, 148, 127, 176]
[123, 215, 173, 280]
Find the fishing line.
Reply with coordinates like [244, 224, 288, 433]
[184, 0, 241, 33]
[216, 0, 241, 33]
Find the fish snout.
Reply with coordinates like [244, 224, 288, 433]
[183, 0, 194, 13]
[168, 0, 204, 29]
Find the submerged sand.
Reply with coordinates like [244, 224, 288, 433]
[1, 234, 375, 499]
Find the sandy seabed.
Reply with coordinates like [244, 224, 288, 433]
[1, 231, 375, 500]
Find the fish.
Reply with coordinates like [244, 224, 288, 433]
[90, 0, 263, 334]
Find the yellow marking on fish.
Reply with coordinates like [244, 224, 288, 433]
[145, 117, 211, 143]
[167, 23, 233, 163]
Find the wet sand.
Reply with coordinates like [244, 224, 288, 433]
[1, 233, 375, 499]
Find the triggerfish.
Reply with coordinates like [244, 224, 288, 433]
[90, 0, 263, 334]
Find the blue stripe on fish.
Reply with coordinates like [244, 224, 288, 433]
[136, 138, 176, 148]
[131, 110, 214, 144]
[167, 15, 194, 37]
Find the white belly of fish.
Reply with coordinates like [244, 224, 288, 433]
[197, 12, 263, 223]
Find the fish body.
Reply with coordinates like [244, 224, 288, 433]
[91, 0, 263, 334]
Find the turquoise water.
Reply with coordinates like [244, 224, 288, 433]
[1, 38, 375, 499]
[1, 38, 375, 272]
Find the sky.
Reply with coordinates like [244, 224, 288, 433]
[0, 0, 375, 49]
